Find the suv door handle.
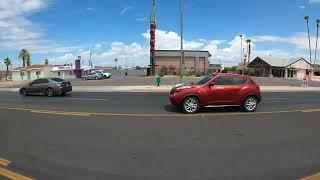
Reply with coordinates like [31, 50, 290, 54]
[224, 88, 229, 91]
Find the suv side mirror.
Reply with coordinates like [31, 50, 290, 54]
[209, 83, 214, 87]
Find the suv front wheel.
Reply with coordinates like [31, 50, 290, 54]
[182, 97, 200, 114]
[243, 96, 258, 112]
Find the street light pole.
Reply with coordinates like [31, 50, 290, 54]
[315, 19, 320, 66]
[180, 0, 184, 83]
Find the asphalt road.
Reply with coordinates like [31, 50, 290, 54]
[1, 92, 320, 180]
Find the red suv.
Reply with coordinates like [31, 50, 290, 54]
[169, 74, 262, 114]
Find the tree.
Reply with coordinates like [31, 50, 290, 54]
[19, 49, 30, 67]
[44, 59, 49, 66]
[304, 16, 312, 64]
[26, 53, 31, 66]
[3, 58, 12, 81]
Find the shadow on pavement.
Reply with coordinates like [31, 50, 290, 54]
[164, 104, 241, 114]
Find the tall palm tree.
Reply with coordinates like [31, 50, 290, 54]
[304, 16, 312, 64]
[19, 49, 30, 67]
[26, 53, 31, 66]
[316, 19, 320, 65]
[3, 58, 12, 81]
[44, 59, 49, 66]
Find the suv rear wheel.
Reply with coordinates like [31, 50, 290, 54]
[182, 97, 200, 114]
[243, 96, 258, 112]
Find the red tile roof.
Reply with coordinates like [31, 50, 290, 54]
[14, 64, 47, 71]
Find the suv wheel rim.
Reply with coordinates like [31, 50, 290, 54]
[246, 97, 257, 111]
[184, 99, 198, 113]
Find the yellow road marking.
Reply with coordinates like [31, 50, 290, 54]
[0, 167, 34, 180]
[0, 158, 11, 166]
[30, 110, 91, 117]
[301, 171, 320, 180]
[0, 106, 319, 117]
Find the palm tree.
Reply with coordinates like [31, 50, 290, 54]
[44, 59, 49, 66]
[26, 53, 31, 66]
[304, 16, 312, 64]
[316, 19, 320, 65]
[3, 58, 12, 81]
[19, 49, 30, 67]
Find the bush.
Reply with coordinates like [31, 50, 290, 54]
[195, 72, 202, 77]
[184, 71, 195, 76]
[158, 66, 168, 77]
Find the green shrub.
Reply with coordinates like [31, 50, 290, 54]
[158, 66, 168, 77]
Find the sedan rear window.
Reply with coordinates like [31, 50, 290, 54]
[51, 78, 65, 82]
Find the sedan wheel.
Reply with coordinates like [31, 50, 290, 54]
[46, 88, 55, 97]
[243, 96, 258, 112]
[20, 88, 28, 96]
[182, 97, 199, 114]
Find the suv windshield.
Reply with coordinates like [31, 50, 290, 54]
[195, 74, 215, 85]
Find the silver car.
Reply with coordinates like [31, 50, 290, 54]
[19, 78, 72, 97]
[82, 72, 103, 80]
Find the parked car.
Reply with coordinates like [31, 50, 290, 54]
[82, 72, 103, 80]
[169, 73, 262, 114]
[95, 70, 111, 79]
[19, 78, 72, 97]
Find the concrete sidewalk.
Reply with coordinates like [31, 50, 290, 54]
[1, 85, 320, 93]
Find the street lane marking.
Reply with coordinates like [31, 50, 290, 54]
[0, 167, 34, 180]
[0, 158, 11, 166]
[64, 97, 110, 101]
[1, 106, 320, 117]
[30, 110, 91, 117]
[301, 171, 320, 180]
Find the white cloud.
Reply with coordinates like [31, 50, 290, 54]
[136, 17, 148, 22]
[309, 0, 320, 3]
[86, 7, 94, 11]
[253, 33, 317, 50]
[49, 29, 311, 67]
[299, 5, 306, 9]
[0, 0, 79, 54]
[94, 44, 102, 50]
[120, 6, 133, 15]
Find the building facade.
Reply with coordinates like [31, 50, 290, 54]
[154, 50, 211, 74]
[248, 57, 313, 79]
[12, 65, 52, 81]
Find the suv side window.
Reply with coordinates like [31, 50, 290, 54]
[213, 76, 233, 85]
[232, 77, 247, 85]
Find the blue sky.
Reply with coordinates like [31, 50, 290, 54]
[0, 0, 320, 69]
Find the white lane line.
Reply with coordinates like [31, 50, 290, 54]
[64, 98, 110, 101]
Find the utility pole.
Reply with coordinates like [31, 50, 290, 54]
[180, 0, 184, 83]
[115, 58, 118, 76]
[239, 34, 243, 75]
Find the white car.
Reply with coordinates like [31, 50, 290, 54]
[93, 70, 111, 79]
